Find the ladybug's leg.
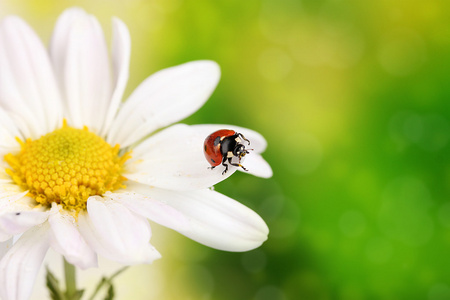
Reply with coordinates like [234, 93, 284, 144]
[221, 156, 230, 175]
[238, 133, 250, 145]
[229, 161, 248, 172]
[227, 156, 248, 172]
[222, 164, 229, 175]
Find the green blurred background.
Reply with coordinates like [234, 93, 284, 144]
[2, 0, 450, 299]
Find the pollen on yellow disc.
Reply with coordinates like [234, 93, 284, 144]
[4, 122, 130, 213]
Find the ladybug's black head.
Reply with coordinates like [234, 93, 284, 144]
[234, 144, 249, 158]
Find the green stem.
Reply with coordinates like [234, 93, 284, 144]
[88, 267, 128, 300]
[64, 257, 77, 299]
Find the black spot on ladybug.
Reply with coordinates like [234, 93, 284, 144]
[214, 136, 221, 146]
[204, 144, 207, 151]
[210, 158, 216, 163]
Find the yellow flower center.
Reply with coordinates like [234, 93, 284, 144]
[4, 122, 130, 213]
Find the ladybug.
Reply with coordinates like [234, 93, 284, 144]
[204, 129, 251, 175]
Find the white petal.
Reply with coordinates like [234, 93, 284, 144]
[0, 16, 62, 138]
[3, 113, 32, 143]
[125, 124, 236, 190]
[48, 206, 97, 269]
[127, 182, 269, 252]
[107, 60, 220, 147]
[0, 107, 22, 151]
[191, 124, 268, 153]
[0, 223, 50, 300]
[50, 8, 83, 76]
[0, 238, 12, 259]
[50, 8, 112, 133]
[0, 190, 39, 229]
[99, 17, 130, 137]
[238, 153, 273, 178]
[78, 196, 161, 265]
[0, 189, 29, 211]
[0, 210, 49, 239]
[0, 233, 11, 242]
[106, 191, 190, 232]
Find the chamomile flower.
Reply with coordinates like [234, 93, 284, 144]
[0, 7, 272, 300]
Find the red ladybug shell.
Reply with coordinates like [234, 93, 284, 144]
[203, 129, 236, 167]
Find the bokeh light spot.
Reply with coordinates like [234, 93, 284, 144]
[389, 111, 450, 152]
[258, 194, 285, 222]
[339, 283, 365, 300]
[267, 197, 300, 241]
[437, 202, 450, 228]
[403, 113, 424, 143]
[378, 28, 426, 76]
[258, 47, 293, 82]
[172, 265, 214, 298]
[241, 249, 267, 273]
[259, 0, 302, 44]
[339, 210, 366, 237]
[289, 22, 364, 68]
[378, 177, 434, 246]
[389, 111, 418, 150]
[417, 115, 450, 152]
[254, 285, 286, 300]
[282, 132, 322, 175]
[428, 283, 450, 300]
[365, 237, 393, 264]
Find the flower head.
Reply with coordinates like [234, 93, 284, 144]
[0, 7, 272, 300]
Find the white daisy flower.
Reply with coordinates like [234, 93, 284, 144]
[0, 7, 272, 300]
